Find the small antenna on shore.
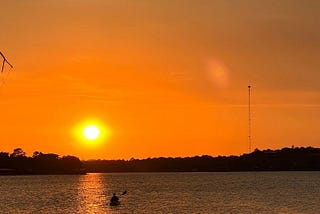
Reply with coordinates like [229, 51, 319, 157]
[248, 85, 252, 153]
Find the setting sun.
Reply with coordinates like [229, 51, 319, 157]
[73, 119, 111, 149]
[83, 125, 100, 140]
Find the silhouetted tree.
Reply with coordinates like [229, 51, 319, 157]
[0, 152, 9, 159]
[32, 151, 43, 158]
[59, 156, 83, 173]
[0, 149, 84, 175]
[0, 152, 10, 168]
[10, 148, 26, 157]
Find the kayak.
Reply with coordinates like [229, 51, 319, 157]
[109, 201, 120, 206]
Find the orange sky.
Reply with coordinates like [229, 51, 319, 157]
[0, 0, 319, 159]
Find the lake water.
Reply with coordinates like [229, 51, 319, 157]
[0, 172, 319, 213]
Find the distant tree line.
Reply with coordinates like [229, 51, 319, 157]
[1, 147, 320, 174]
[83, 147, 320, 172]
[0, 148, 84, 175]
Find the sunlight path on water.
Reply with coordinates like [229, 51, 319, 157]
[77, 174, 108, 213]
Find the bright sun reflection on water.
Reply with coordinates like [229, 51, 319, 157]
[77, 174, 129, 214]
[77, 174, 108, 213]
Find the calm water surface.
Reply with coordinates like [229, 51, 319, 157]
[0, 172, 319, 213]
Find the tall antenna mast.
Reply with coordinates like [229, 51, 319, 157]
[248, 85, 252, 153]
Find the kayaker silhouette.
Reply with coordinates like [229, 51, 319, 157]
[109, 191, 127, 206]
[110, 193, 120, 206]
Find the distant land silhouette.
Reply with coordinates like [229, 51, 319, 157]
[0, 148, 84, 175]
[1, 147, 320, 175]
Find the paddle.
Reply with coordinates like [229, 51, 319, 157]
[110, 190, 127, 200]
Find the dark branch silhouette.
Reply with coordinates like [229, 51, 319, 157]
[0, 51, 13, 72]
